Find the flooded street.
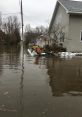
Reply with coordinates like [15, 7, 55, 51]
[0, 46, 82, 117]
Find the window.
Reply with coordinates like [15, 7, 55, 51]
[80, 31, 82, 42]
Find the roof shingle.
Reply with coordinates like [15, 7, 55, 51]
[58, 0, 82, 13]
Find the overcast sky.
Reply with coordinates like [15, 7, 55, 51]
[0, 0, 81, 28]
[0, 0, 57, 28]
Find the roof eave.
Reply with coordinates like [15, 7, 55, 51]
[67, 11, 82, 15]
[58, 0, 69, 13]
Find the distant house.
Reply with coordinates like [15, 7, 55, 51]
[49, 0, 82, 52]
[36, 34, 50, 48]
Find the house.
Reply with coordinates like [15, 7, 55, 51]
[49, 0, 82, 52]
[36, 34, 50, 48]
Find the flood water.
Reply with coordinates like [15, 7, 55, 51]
[0, 45, 82, 117]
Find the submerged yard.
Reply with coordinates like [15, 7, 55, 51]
[0, 45, 82, 117]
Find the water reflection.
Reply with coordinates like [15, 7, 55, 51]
[46, 57, 82, 97]
[34, 56, 40, 65]
[1, 45, 82, 117]
[33, 56, 82, 97]
[0, 45, 21, 71]
[17, 44, 24, 117]
[0, 56, 3, 76]
[0, 45, 22, 117]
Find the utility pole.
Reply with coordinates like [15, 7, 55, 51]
[17, 1, 24, 117]
[21, 0, 24, 41]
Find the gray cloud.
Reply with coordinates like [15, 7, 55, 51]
[0, 0, 56, 27]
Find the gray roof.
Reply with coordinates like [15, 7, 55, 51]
[58, 0, 82, 13]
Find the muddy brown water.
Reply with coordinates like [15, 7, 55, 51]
[0, 45, 82, 117]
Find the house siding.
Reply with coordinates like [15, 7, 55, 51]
[53, 4, 69, 27]
[50, 4, 69, 47]
[68, 15, 82, 52]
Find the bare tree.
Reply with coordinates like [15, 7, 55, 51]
[25, 24, 31, 33]
[3, 16, 21, 44]
[3, 16, 20, 33]
[35, 25, 46, 34]
[50, 24, 65, 44]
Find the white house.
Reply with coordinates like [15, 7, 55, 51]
[49, 0, 82, 52]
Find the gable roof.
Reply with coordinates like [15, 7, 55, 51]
[58, 0, 82, 14]
[49, 0, 82, 33]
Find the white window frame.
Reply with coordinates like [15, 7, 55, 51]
[80, 30, 82, 42]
